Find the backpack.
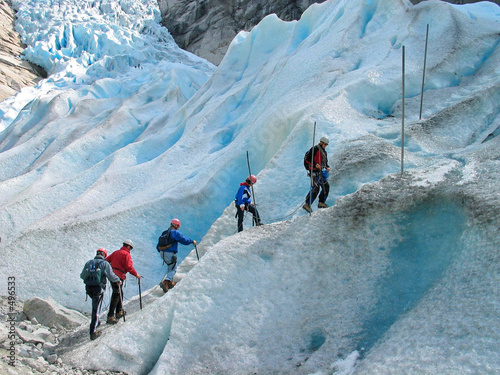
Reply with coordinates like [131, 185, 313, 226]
[304, 146, 315, 170]
[82, 259, 104, 287]
[157, 228, 174, 252]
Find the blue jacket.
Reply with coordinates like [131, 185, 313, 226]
[166, 229, 193, 253]
[235, 182, 252, 207]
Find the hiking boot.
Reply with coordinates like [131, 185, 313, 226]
[115, 310, 126, 319]
[106, 316, 118, 325]
[302, 203, 312, 213]
[90, 331, 101, 341]
[166, 280, 176, 289]
[318, 202, 329, 208]
[159, 280, 169, 293]
[257, 222, 264, 226]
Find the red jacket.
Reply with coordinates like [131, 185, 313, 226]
[106, 246, 138, 280]
[305, 145, 329, 172]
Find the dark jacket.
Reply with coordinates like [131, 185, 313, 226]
[80, 254, 120, 289]
[304, 145, 329, 172]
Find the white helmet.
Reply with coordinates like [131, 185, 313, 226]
[123, 239, 134, 248]
[320, 136, 329, 145]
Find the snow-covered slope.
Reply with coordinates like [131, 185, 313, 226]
[1, 0, 499, 373]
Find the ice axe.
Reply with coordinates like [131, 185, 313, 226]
[138, 277, 143, 310]
[118, 283, 126, 322]
[194, 242, 200, 261]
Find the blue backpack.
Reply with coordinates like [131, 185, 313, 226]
[82, 259, 104, 287]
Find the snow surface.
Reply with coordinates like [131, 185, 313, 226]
[1, 0, 499, 374]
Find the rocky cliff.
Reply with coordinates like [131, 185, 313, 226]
[0, 0, 45, 103]
[158, 0, 500, 65]
[0, 0, 498, 102]
[157, 0, 326, 65]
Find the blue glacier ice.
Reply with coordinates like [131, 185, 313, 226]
[0, 0, 499, 373]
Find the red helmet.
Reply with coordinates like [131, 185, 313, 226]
[171, 218, 181, 228]
[96, 248, 107, 258]
[247, 175, 257, 184]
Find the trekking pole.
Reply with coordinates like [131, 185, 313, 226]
[97, 292, 104, 323]
[419, 24, 429, 120]
[194, 243, 200, 261]
[138, 277, 143, 310]
[401, 46, 405, 175]
[246, 151, 257, 226]
[118, 284, 126, 322]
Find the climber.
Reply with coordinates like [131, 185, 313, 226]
[303, 136, 331, 213]
[235, 174, 263, 232]
[157, 219, 197, 293]
[106, 239, 141, 324]
[80, 248, 121, 340]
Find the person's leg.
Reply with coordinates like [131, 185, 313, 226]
[90, 291, 102, 334]
[162, 252, 178, 281]
[160, 252, 178, 291]
[305, 175, 320, 205]
[237, 207, 245, 232]
[318, 180, 330, 204]
[108, 282, 119, 318]
[248, 205, 261, 225]
[116, 283, 123, 316]
[87, 286, 103, 335]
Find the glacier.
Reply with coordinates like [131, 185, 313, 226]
[0, 0, 499, 374]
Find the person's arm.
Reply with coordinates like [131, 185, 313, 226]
[244, 186, 252, 205]
[235, 185, 245, 206]
[236, 185, 247, 210]
[313, 146, 323, 170]
[104, 261, 121, 284]
[124, 253, 139, 277]
[172, 230, 194, 246]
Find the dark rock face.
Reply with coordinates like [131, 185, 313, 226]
[158, 0, 500, 65]
[1, 0, 498, 97]
[0, 0, 45, 102]
[157, 0, 326, 65]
